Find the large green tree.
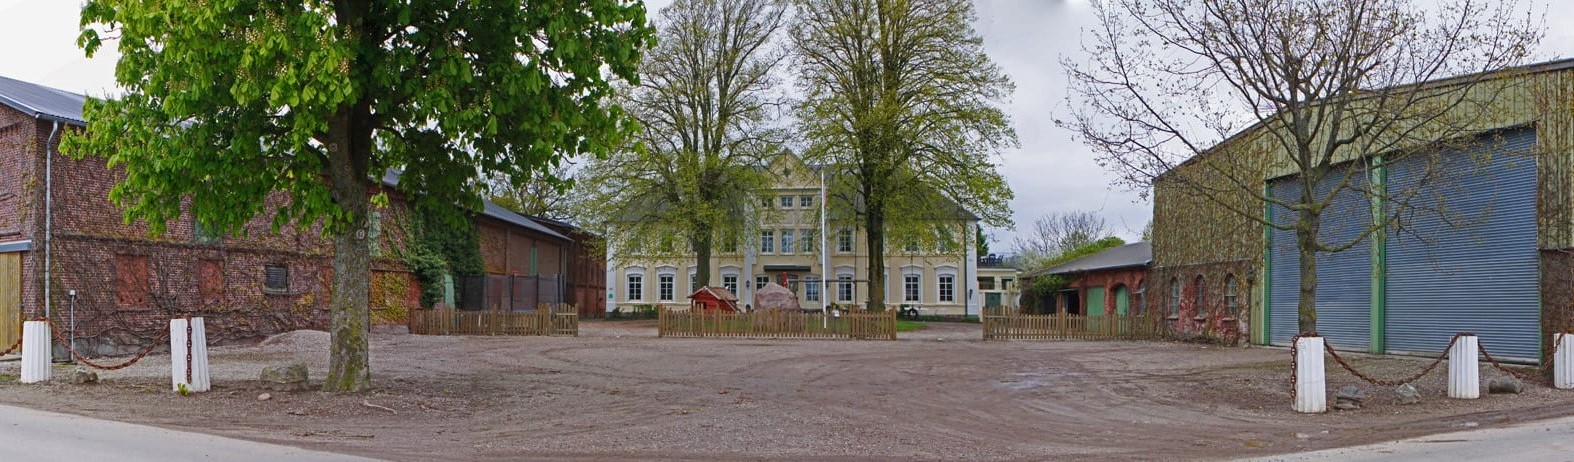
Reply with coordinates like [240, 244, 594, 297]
[70, 1, 654, 391]
[793, 0, 1016, 310]
[578, 0, 788, 291]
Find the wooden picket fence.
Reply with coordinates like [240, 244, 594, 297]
[408, 304, 578, 336]
[981, 306, 1163, 341]
[658, 307, 897, 340]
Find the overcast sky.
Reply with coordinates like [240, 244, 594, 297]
[3, 0, 1572, 252]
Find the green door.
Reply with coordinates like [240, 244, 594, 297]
[1085, 286, 1105, 332]
[1114, 285, 1129, 316]
[1085, 287, 1105, 317]
[985, 292, 1002, 308]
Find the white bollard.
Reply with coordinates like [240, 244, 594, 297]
[1448, 334, 1480, 399]
[1294, 336, 1326, 413]
[1556, 333, 1574, 389]
[169, 318, 211, 393]
[20, 321, 51, 384]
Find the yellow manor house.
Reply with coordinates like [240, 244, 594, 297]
[605, 154, 1019, 316]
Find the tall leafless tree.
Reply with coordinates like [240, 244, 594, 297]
[1062, 0, 1541, 335]
[1013, 210, 1113, 270]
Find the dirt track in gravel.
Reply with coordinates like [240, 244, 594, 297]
[1, 320, 1572, 461]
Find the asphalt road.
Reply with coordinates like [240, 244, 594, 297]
[0, 404, 383, 461]
[1244, 414, 1574, 462]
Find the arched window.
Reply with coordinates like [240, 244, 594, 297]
[1224, 274, 1240, 318]
[1193, 275, 1207, 318]
[1134, 278, 1146, 315]
[1168, 277, 1180, 316]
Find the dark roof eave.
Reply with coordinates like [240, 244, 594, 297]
[1028, 261, 1152, 278]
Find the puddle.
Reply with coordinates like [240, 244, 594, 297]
[996, 370, 1085, 390]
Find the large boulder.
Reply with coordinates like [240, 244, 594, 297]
[260, 363, 311, 392]
[752, 283, 804, 331]
[753, 283, 801, 312]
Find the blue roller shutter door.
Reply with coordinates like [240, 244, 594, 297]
[1267, 167, 1373, 350]
[1385, 128, 1539, 360]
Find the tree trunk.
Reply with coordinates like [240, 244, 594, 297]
[690, 220, 713, 293]
[1296, 208, 1320, 336]
[323, 108, 373, 392]
[864, 208, 886, 312]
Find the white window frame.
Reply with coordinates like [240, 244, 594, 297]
[903, 274, 921, 303]
[779, 195, 794, 208]
[760, 230, 775, 253]
[722, 274, 739, 295]
[938, 275, 955, 302]
[623, 267, 642, 303]
[799, 195, 813, 208]
[658, 273, 675, 301]
[806, 275, 821, 302]
[836, 228, 854, 253]
[756, 275, 770, 289]
[721, 266, 741, 296]
[800, 229, 815, 253]
[837, 274, 854, 302]
[781, 229, 795, 254]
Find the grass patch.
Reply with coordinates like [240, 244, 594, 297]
[895, 320, 928, 332]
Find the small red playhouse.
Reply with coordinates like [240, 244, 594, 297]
[689, 286, 740, 312]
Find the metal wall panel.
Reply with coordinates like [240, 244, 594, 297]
[1267, 166, 1373, 351]
[1385, 128, 1540, 360]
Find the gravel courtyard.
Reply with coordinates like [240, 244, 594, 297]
[1, 320, 1571, 461]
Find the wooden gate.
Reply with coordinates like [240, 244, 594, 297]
[0, 253, 18, 350]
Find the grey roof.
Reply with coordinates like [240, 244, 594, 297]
[380, 170, 569, 241]
[1027, 242, 1152, 278]
[0, 76, 87, 125]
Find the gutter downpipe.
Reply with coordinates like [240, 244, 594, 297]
[44, 121, 59, 320]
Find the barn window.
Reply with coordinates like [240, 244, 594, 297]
[263, 264, 289, 294]
[115, 254, 150, 308]
[193, 219, 222, 245]
[1193, 275, 1207, 319]
[1168, 277, 1180, 316]
[198, 259, 223, 305]
[1224, 274, 1240, 318]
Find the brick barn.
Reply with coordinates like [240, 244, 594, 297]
[0, 76, 603, 355]
[1020, 242, 1151, 320]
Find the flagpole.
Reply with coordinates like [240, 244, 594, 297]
[820, 167, 830, 322]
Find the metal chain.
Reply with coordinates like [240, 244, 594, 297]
[184, 317, 193, 385]
[1322, 333, 1462, 387]
[44, 317, 172, 371]
[1479, 339, 1549, 385]
[0, 337, 21, 356]
[1288, 334, 1301, 398]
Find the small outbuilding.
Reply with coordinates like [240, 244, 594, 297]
[689, 286, 740, 312]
